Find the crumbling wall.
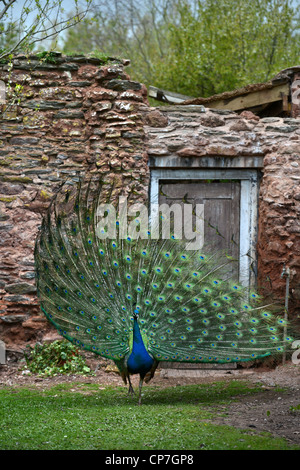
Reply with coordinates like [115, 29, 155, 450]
[0, 54, 299, 351]
[257, 118, 300, 303]
[0, 53, 149, 348]
[144, 106, 300, 311]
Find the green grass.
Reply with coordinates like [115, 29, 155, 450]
[0, 380, 298, 450]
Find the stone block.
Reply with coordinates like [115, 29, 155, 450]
[86, 88, 118, 101]
[20, 100, 65, 110]
[106, 79, 142, 91]
[53, 110, 85, 119]
[0, 314, 28, 323]
[10, 136, 40, 145]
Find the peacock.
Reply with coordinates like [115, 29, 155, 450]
[34, 175, 293, 405]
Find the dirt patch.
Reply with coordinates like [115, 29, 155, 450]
[213, 362, 300, 446]
[1, 354, 299, 447]
[213, 388, 300, 447]
[0, 354, 237, 389]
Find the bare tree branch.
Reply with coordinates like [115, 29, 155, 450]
[0, 0, 16, 22]
[0, 0, 17, 21]
[0, 0, 92, 59]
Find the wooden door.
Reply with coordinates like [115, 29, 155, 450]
[159, 180, 240, 279]
[158, 179, 241, 372]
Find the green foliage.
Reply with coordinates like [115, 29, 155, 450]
[24, 340, 92, 376]
[61, 0, 300, 98]
[65, 49, 122, 65]
[61, 2, 176, 86]
[162, 0, 300, 97]
[62, 17, 106, 55]
[290, 404, 300, 412]
[89, 50, 113, 64]
[0, 381, 298, 450]
[35, 51, 60, 64]
[0, 21, 20, 56]
[0, 0, 92, 60]
[0, 50, 10, 64]
[64, 49, 111, 64]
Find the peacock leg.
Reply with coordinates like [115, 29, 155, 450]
[138, 377, 144, 406]
[127, 375, 135, 396]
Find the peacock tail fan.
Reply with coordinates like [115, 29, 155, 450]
[34, 175, 294, 367]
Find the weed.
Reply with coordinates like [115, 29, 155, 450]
[290, 404, 300, 412]
[35, 51, 60, 64]
[23, 340, 92, 376]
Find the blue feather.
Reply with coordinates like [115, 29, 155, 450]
[127, 317, 154, 376]
[34, 176, 294, 405]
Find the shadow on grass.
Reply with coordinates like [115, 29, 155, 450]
[33, 379, 264, 408]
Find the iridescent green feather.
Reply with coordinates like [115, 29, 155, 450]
[34, 176, 294, 366]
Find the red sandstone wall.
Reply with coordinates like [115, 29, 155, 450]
[0, 53, 150, 348]
[144, 107, 300, 314]
[0, 54, 299, 351]
[258, 133, 300, 306]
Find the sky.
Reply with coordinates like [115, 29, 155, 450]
[3, 0, 90, 48]
[6, 0, 300, 23]
[5, 0, 88, 25]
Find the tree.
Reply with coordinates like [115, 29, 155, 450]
[0, 1, 93, 118]
[163, 0, 300, 97]
[0, 0, 92, 59]
[62, 0, 177, 87]
[61, 0, 300, 98]
[0, 20, 19, 51]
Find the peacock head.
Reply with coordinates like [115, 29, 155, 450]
[133, 303, 139, 319]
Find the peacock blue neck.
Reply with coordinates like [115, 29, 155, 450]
[127, 317, 154, 376]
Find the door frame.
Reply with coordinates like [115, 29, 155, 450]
[150, 168, 259, 288]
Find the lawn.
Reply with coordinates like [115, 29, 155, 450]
[0, 380, 298, 450]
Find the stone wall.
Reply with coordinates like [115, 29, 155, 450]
[144, 106, 300, 311]
[0, 53, 150, 348]
[0, 54, 299, 351]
